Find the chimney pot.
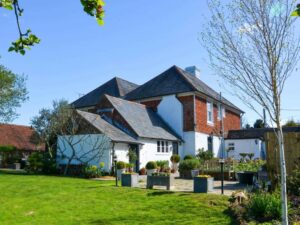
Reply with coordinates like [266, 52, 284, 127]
[185, 66, 200, 79]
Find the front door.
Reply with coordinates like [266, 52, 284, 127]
[129, 144, 140, 172]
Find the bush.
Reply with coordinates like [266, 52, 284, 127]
[184, 155, 194, 160]
[146, 161, 157, 170]
[235, 160, 266, 172]
[170, 154, 180, 163]
[247, 192, 281, 222]
[156, 160, 169, 169]
[197, 148, 213, 162]
[139, 168, 146, 175]
[287, 163, 300, 196]
[179, 159, 200, 172]
[116, 161, 126, 169]
[26, 152, 44, 173]
[83, 165, 102, 178]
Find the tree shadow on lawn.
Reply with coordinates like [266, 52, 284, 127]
[147, 191, 175, 196]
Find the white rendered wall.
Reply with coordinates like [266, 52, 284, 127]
[157, 95, 183, 137]
[225, 139, 262, 160]
[57, 135, 130, 172]
[138, 138, 172, 169]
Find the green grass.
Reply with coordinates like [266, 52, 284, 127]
[0, 173, 235, 225]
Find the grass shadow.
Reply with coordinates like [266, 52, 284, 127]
[147, 191, 175, 196]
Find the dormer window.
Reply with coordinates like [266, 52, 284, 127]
[207, 101, 214, 124]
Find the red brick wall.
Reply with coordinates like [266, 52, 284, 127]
[195, 96, 240, 135]
[139, 100, 161, 112]
[178, 96, 195, 131]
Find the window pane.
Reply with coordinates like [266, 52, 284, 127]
[162, 141, 165, 152]
[166, 141, 169, 152]
[157, 141, 160, 152]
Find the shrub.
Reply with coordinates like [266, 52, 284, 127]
[139, 167, 146, 175]
[99, 162, 105, 169]
[197, 148, 213, 162]
[184, 155, 194, 160]
[156, 160, 169, 170]
[179, 159, 200, 172]
[235, 160, 266, 172]
[146, 161, 157, 170]
[170, 154, 180, 163]
[83, 165, 102, 178]
[26, 152, 44, 173]
[247, 192, 281, 222]
[287, 163, 300, 196]
[116, 161, 126, 169]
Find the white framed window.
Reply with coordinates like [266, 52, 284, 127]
[157, 141, 170, 153]
[207, 101, 214, 124]
[228, 142, 235, 151]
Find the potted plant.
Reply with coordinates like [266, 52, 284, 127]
[170, 154, 180, 172]
[194, 175, 214, 193]
[146, 161, 157, 175]
[146, 172, 173, 190]
[178, 159, 200, 179]
[235, 160, 265, 185]
[126, 163, 134, 173]
[121, 172, 139, 187]
[156, 160, 169, 172]
[116, 161, 126, 180]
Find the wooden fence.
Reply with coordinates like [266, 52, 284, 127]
[265, 131, 300, 183]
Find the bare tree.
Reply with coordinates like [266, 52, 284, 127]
[201, 0, 300, 224]
[55, 108, 111, 175]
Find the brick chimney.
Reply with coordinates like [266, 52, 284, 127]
[185, 66, 200, 79]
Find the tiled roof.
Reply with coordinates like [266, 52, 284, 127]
[125, 65, 243, 112]
[0, 124, 45, 151]
[104, 95, 181, 141]
[76, 110, 142, 144]
[72, 77, 139, 108]
[226, 127, 300, 140]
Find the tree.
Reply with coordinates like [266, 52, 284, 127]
[201, 1, 300, 224]
[0, 0, 105, 55]
[253, 119, 265, 128]
[292, 3, 300, 16]
[32, 100, 110, 175]
[0, 64, 28, 123]
[283, 119, 300, 127]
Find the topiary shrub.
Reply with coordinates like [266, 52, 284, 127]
[146, 161, 157, 170]
[179, 159, 200, 172]
[116, 161, 126, 169]
[183, 154, 194, 160]
[170, 154, 180, 163]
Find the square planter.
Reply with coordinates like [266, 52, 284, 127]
[237, 171, 256, 185]
[194, 177, 214, 193]
[121, 173, 139, 187]
[147, 175, 174, 190]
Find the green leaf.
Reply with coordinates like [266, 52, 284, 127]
[97, 18, 104, 26]
[291, 9, 300, 16]
[8, 47, 14, 52]
[3, 4, 13, 10]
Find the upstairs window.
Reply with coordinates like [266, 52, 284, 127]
[207, 101, 214, 124]
[217, 104, 226, 120]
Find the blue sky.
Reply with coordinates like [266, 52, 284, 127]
[0, 0, 299, 126]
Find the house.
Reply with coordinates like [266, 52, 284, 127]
[0, 124, 45, 168]
[225, 126, 300, 161]
[63, 65, 243, 172]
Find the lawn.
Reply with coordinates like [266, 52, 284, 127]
[0, 173, 236, 225]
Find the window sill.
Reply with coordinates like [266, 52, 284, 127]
[207, 121, 214, 126]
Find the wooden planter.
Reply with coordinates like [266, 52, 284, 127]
[146, 175, 174, 190]
[193, 177, 214, 193]
[121, 173, 139, 187]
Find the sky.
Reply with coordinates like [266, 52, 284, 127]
[0, 0, 299, 127]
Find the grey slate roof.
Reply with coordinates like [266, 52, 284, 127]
[125, 65, 243, 112]
[72, 77, 139, 108]
[104, 95, 181, 141]
[226, 127, 300, 140]
[76, 110, 142, 144]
